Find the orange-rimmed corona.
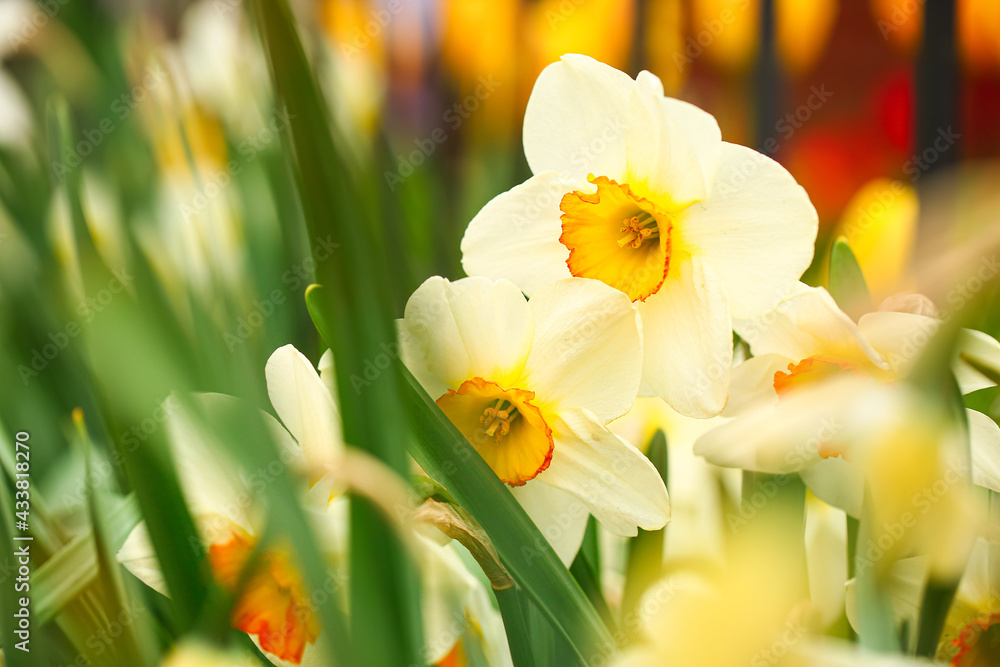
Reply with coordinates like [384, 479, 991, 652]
[208, 532, 320, 665]
[559, 175, 672, 302]
[437, 377, 554, 486]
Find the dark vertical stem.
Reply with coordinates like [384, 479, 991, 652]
[916, 0, 960, 177]
[754, 0, 781, 156]
[630, 0, 649, 76]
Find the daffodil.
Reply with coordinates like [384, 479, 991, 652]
[400, 276, 670, 563]
[845, 536, 1000, 663]
[119, 346, 511, 666]
[461, 54, 817, 417]
[611, 534, 928, 667]
[696, 285, 1000, 518]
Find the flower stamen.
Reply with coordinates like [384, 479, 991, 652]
[481, 400, 521, 442]
[617, 213, 660, 249]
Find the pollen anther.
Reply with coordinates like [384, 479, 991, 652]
[617, 213, 659, 249]
[481, 400, 520, 442]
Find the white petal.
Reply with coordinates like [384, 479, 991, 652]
[845, 557, 928, 641]
[401, 276, 534, 391]
[165, 394, 287, 532]
[639, 254, 732, 418]
[736, 284, 886, 369]
[509, 480, 589, 566]
[398, 317, 450, 399]
[800, 458, 864, 518]
[877, 292, 938, 317]
[318, 348, 336, 398]
[679, 142, 818, 319]
[969, 408, 1000, 492]
[117, 510, 247, 598]
[117, 523, 168, 596]
[460, 171, 578, 296]
[723, 353, 792, 417]
[694, 376, 870, 474]
[954, 328, 1000, 394]
[625, 71, 722, 209]
[956, 537, 992, 610]
[523, 54, 632, 181]
[537, 408, 669, 537]
[520, 278, 642, 421]
[796, 639, 934, 666]
[805, 497, 848, 628]
[265, 345, 343, 469]
[856, 311, 938, 377]
[418, 535, 478, 663]
[0, 70, 32, 149]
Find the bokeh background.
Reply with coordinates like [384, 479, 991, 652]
[2, 1, 1000, 664]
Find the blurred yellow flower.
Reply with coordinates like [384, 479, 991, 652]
[683, 0, 837, 76]
[871, 0, 1000, 71]
[835, 179, 919, 301]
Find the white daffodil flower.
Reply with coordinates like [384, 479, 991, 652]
[612, 536, 933, 667]
[119, 346, 511, 667]
[846, 537, 1000, 662]
[460, 54, 818, 417]
[696, 286, 1000, 517]
[400, 276, 670, 564]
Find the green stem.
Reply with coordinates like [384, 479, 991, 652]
[494, 587, 537, 667]
[915, 579, 958, 657]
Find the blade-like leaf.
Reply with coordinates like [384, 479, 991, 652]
[829, 237, 872, 320]
[251, 1, 423, 663]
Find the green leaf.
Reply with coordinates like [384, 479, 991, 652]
[854, 490, 899, 652]
[81, 418, 154, 667]
[32, 495, 141, 626]
[829, 237, 872, 320]
[180, 394, 355, 664]
[494, 587, 537, 667]
[621, 431, 667, 634]
[251, 0, 423, 662]
[400, 366, 617, 664]
[0, 457, 30, 666]
[914, 578, 958, 657]
[46, 95, 209, 635]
